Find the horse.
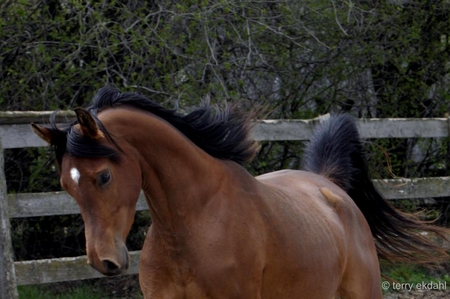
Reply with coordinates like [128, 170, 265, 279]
[31, 87, 448, 298]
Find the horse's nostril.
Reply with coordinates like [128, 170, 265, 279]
[102, 259, 120, 272]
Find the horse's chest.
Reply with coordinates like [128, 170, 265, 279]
[140, 233, 266, 298]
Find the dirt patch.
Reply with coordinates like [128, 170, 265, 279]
[95, 275, 142, 298]
[384, 289, 450, 299]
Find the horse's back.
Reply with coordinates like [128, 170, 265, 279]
[256, 169, 356, 222]
[257, 168, 368, 221]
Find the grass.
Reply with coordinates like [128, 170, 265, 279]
[381, 262, 450, 293]
[18, 264, 449, 297]
[18, 285, 105, 299]
[17, 275, 143, 299]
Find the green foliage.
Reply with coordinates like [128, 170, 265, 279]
[2, 0, 449, 119]
[18, 284, 104, 299]
[4, 148, 60, 193]
[11, 214, 85, 260]
[10, 211, 150, 261]
[248, 141, 305, 176]
[362, 1, 450, 118]
[381, 262, 450, 290]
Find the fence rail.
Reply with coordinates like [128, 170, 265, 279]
[6, 176, 450, 220]
[1, 111, 450, 148]
[1, 112, 449, 298]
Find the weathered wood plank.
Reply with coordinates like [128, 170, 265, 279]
[2, 117, 448, 148]
[373, 177, 450, 200]
[0, 124, 48, 149]
[7, 177, 450, 218]
[252, 119, 315, 141]
[8, 192, 148, 218]
[14, 251, 141, 285]
[358, 118, 450, 139]
[0, 140, 19, 299]
[0, 111, 75, 125]
[0, 111, 75, 148]
[252, 117, 449, 141]
[8, 192, 79, 218]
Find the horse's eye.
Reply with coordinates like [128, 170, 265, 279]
[98, 171, 111, 187]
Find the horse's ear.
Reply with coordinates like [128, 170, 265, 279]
[74, 108, 103, 139]
[31, 123, 55, 145]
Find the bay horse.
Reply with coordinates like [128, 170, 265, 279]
[32, 87, 448, 298]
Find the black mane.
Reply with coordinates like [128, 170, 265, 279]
[46, 87, 259, 167]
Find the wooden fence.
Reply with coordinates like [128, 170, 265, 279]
[1, 112, 450, 298]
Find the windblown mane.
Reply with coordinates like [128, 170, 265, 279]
[46, 87, 259, 167]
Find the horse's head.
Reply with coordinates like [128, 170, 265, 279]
[31, 108, 142, 276]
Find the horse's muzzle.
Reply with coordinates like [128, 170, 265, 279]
[89, 245, 130, 276]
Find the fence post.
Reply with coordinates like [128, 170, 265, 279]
[0, 138, 19, 299]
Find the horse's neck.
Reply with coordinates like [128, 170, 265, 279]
[140, 142, 226, 231]
[102, 108, 229, 231]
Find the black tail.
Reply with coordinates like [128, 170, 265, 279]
[302, 114, 448, 264]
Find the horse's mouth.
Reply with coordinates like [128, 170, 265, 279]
[101, 260, 125, 276]
[123, 248, 130, 270]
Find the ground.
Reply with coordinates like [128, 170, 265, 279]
[384, 289, 450, 299]
[41, 274, 450, 298]
[41, 275, 142, 298]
